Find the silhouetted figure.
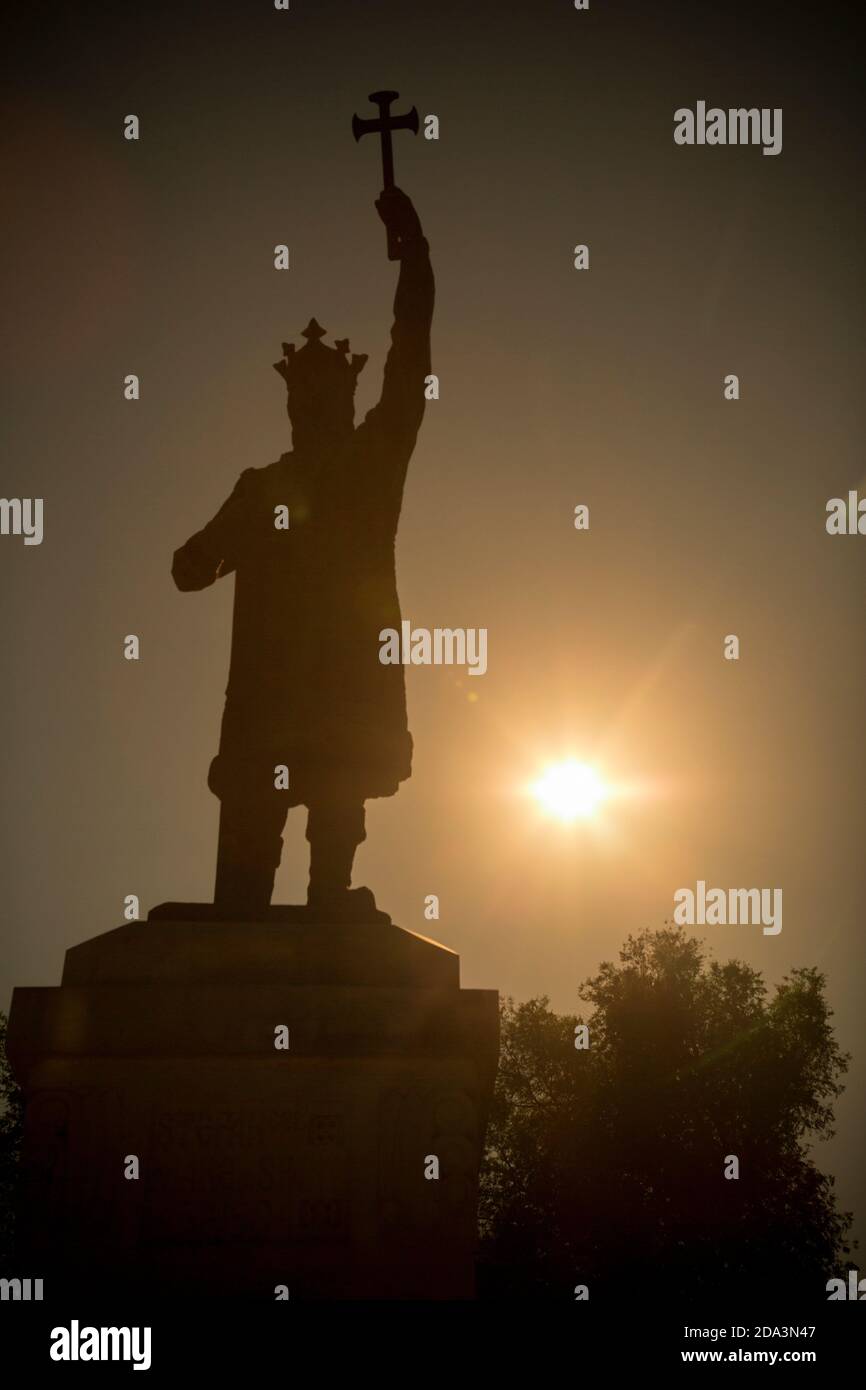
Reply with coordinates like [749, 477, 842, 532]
[172, 187, 434, 919]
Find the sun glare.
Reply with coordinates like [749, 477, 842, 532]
[531, 760, 608, 822]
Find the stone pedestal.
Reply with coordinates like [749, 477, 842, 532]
[7, 909, 499, 1300]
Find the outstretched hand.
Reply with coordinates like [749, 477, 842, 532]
[375, 186, 423, 243]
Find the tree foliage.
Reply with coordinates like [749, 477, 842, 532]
[0, 1011, 24, 1268]
[478, 928, 853, 1302]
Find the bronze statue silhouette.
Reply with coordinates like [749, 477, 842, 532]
[172, 178, 434, 921]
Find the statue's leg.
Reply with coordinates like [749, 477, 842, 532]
[305, 799, 366, 907]
[214, 791, 288, 919]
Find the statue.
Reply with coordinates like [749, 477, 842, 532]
[7, 93, 498, 1310]
[172, 116, 434, 920]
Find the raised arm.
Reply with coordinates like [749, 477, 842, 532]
[364, 187, 435, 443]
[171, 468, 254, 591]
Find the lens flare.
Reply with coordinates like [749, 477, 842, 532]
[531, 760, 608, 822]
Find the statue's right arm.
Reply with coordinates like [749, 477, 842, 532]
[171, 469, 254, 591]
[364, 188, 434, 445]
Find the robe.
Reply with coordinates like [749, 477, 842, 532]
[172, 236, 434, 809]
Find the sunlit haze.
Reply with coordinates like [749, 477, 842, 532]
[531, 760, 608, 822]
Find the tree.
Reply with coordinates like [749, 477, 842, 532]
[0, 1011, 24, 1268]
[478, 928, 854, 1303]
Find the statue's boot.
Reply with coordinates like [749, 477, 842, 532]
[213, 795, 285, 919]
[306, 800, 386, 921]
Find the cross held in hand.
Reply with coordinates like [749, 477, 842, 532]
[352, 90, 419, 190]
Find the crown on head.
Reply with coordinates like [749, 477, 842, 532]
[273, 318, 368, 391]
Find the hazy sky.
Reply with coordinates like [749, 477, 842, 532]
[2, 1, 864, 1240]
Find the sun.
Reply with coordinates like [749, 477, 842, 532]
[531, 760, 608, 822]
